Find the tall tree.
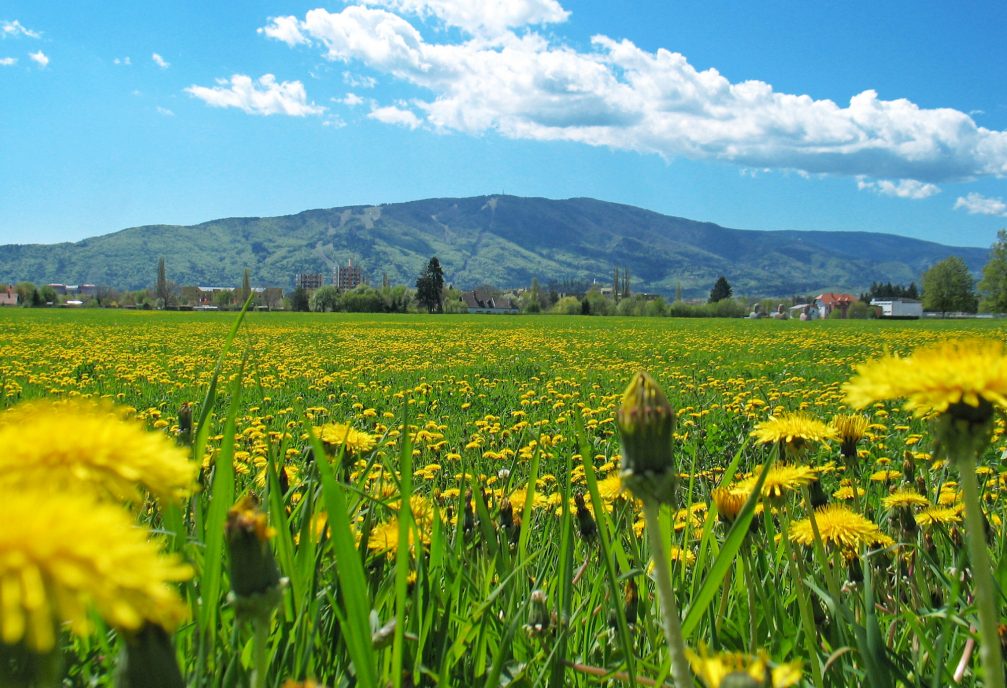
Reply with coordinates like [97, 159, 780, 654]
[290, 286, 310, 312]
[415, 257, 445, 313]
[922, 256, 977, 316]
[156, 257, 169, 307]
[978, 228, 1007, 313]
[239, 268, 252, 305]
[708, 276, 732, 303]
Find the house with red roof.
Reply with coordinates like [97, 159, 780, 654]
[815, 292, 855, 319]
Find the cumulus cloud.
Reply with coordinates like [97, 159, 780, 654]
[258, 15, 309, 45]
[341, 92, 366, 106]
[1, 19, 40, 39]
[261, 5, 1007, 186]
[358, 0, 568, 36]
[28, 50, 48, 67]
[185, 73, 326, 116]
[152, 52, 170, 69]
[857, 177, 940, 200]
[156, 106, 175, 117]
[113, 56, 132, 66]
[954, 193, 1007, 217]
[369, 104, 422, 128]
[0, 57, 16, 66]
[343, 71, 377, 89]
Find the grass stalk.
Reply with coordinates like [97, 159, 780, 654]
[958, 454, 1005, 688]
[643, 500, 692, 688]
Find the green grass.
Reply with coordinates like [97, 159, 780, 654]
[1, 309, 1006, 686]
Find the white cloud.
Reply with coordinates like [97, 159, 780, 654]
[28, 50, 48, 67]
[1, 20, 40, 39]
[369, 104, 422, 128]
[263, 5, 1007, 187]
[343, 71, 377, 89]
[258, 15, 309, 45]
[185, 73, 326, 116]
[152, 52, 170, 69]
[856, 177, 940, 200]
[156, 106, 175, 117]
[954, 192, 1007, 217]
[341, 92, 365, 106]
[0, 57, 16, 66]
[114, 56, 132, 66]
[359, 0, 568, 36]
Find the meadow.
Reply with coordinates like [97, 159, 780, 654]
[2, 308, 1006, 687]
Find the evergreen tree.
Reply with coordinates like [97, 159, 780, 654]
[239, 268, 252, 305]
[415, 257, 445, 313]
[922, 256, 977, 316]
[290, 286, 310, 312]
[156, 257, 169, 308]
[979, 229, 1007, 313]
[708, 276, 732, 303]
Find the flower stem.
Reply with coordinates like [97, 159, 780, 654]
[251, 616, 269, 688]
[779, 507, 824, 688]
[958, 455, 1005, 688]
[741, 546, 758, 653]
[643, 501, 692, 688]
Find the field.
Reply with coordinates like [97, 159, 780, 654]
[2, 308, 1007, 687]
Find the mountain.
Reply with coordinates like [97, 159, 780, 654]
[0, 195, 990, 298]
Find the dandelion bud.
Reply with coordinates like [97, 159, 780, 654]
[808, 479, 828, 509]
[226, 494, 283, 621]
[720, 673, 761, 688]
[616, 371, 678, 505]
[623, 579, 639, 626]
[933, 399, 996, 465]
[177, 402, 192, 446]
[574, 492, 597, 540]
[524, 590, 552, 638]
[115, 623, 185, 688]
[498, 497, 514, 531]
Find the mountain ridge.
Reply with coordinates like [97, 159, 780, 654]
[0, 195, 989, 298]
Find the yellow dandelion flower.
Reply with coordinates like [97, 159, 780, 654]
[0, 398, 196, 503]
[736, 464, 819, 503]
[751, 413, 837, 459]
[789, 505, 893, 553]
[687, 644, 802, 687]
[315, 422, 377, 457]
[870, 469, 902, 482]
[711, 488, 746, 523]
[882, 490, 931, 510]
[0, 488, 191, 653]
[367, 518, 430, 554]
[832, 486, 856, 501]
[844, 338, 1007, 417]
[832, 414, 869, 460]
[596, 473, 625, 503]
[915, 506, 962, 527]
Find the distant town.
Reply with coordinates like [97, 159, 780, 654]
[3, 250, 1001, 320]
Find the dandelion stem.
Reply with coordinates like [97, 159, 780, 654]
[741, 546, 758, 653]
[252, 616, 269, 688]
[779, 508, 824, 688]
[958, 455, 1005, 688]
[643, 500, 692, 688]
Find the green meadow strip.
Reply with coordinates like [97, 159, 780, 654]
[392, 413, 414, 688]
[195, 349, 245, 683]
[681, 455, 772, 640]
[314, 437, 378, 688]
[577, 422, 636, 686]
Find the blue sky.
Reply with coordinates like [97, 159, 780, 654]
[3, 1, 1007, 248]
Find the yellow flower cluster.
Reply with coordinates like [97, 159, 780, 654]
[0, 398, 195, 657]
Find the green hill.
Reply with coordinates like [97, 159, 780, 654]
[0, 195, 989, 298]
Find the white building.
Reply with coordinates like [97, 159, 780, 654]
[870, 298, 923, 319]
